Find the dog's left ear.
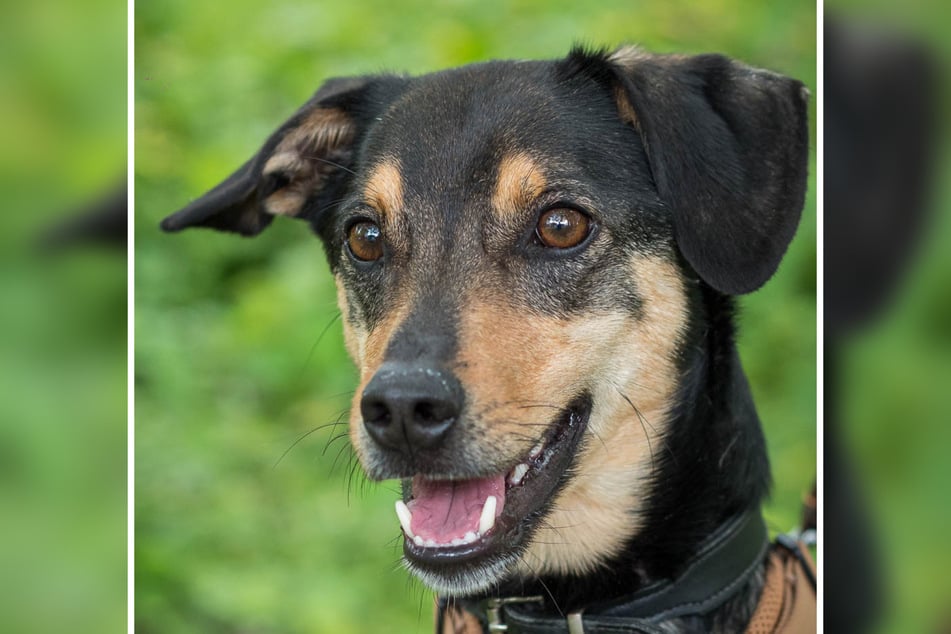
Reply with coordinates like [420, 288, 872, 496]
[160, 75, 391, 237]
[596, 48, 810, 295]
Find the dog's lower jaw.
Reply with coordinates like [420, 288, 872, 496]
[403, 553, 518, 597]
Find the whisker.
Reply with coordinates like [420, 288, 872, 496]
[273, 409, 349, 468]
[322, 430, 350, 454]
[302, 155, 358, 176]
[331, 442, 353, 476]
[346, 454, 362, 505]
[519, 553, 564, 617]
[319, 412, 351, 457]
[298, 311, 342, 376]
[717, 436, 739, 469]
[614, 385, 655, 469]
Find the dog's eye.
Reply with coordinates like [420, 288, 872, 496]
[536, 208, 590, 249]
[347, 221, 384, 262]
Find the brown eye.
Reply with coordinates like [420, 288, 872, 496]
[536, 208, 591, 249]
[347, 221, 384, 262]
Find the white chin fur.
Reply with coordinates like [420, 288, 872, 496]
[403, 554, 516, 597]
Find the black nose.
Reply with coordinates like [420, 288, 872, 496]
[360, 363, 463, 451]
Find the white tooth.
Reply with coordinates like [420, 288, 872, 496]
[394, 500, 415, 538]
[413, 535, 424, 546]
[464, 531, 478, 544]
[479, 495, 497, 535]
[451, 538, 463, 546]
[529, 441, 545, 459]
[509, 463, 529, 486]
[424, 538, 437, 548]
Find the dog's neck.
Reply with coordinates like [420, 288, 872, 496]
[462, 284, 771, 630]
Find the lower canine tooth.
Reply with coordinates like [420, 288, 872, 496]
[479, 495, 497, 535]
[413, 535, 423, 546]
[394, 500, 415, 538]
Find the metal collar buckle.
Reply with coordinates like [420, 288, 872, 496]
[485, 596, 585, 633]
[486, 596, 544, 632]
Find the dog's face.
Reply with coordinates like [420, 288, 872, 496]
[332, 62, 688, 593]
[162, 47, 808, 596]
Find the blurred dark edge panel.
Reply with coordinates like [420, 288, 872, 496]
[825, 13, 945, 634]
[825, 19, 936, 337]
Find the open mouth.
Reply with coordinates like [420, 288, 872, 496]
[394, 394, 592, 586]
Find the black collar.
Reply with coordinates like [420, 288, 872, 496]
[438, 509, 768, 633]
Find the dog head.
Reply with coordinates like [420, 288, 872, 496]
[163, 46, 808, 596]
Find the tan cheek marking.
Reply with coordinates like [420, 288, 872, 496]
[491, 153, 547, 221]
[512, 256, 689, 577]
[342, 292, 411, 463]
[335, 276, 365, 364]
[454, 300, 629, 458]
[455, 302, 559, 433]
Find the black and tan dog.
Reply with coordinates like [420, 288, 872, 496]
[162, 46, 813, 633]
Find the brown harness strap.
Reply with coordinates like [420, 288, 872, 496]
[745, 542, 816, 634]
[438, 601, 483, 634]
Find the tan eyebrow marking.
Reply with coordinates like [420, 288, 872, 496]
[492, 152, 547, 219]
[363, 160, 405, 221]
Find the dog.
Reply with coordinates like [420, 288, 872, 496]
[162, 46, 814, 633]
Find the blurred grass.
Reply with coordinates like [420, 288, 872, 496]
[0, 1, 126, 633]
[135, 2, 816, 632]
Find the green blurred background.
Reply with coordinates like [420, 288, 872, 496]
[135, 1, 816, 632]
[1, 1, 126, 633]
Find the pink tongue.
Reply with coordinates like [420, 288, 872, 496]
[407, 475, 506, 542]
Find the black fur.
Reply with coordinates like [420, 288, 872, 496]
[565, 47, 810, 295]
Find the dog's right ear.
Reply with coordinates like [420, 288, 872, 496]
[161, 76, 387, 237]
[561, 46, 810, 295]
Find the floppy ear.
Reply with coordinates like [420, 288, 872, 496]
[161, 76, 384, 236]
[605, 47, 810, 295]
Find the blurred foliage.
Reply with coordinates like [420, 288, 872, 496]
[0, 1, 126, 633]
[135, 1, 816, 632]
